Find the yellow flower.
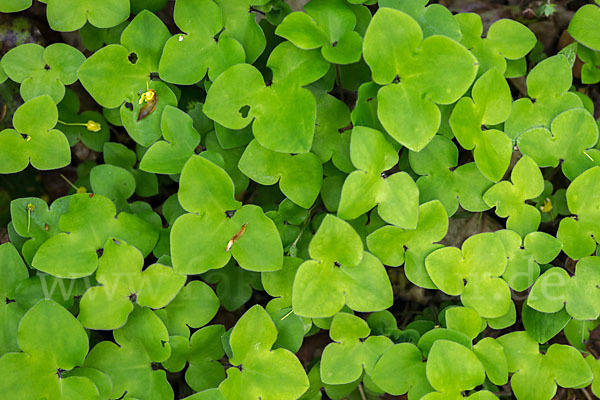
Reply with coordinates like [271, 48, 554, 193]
[85, 120, 102, 132]
[540, 198, 552, 213]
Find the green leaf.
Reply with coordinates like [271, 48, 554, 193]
[505, 55, 583, 141]
[426, 232, 511, 318]
[483, 156, 544, 237]
[338, 126, 419, 228]
[426, 340, 485, 393]
[455, 14, 536, 76]
[46, 0, 129, 31]
[262, 257, 303, 310]
[472, 338, 508, 386]
[0, 95, 70, 173]
[32, 193, 159, 278]
[496, 230, 562, 292]
[363, 7, 477, 151]
[498, 332, 593, 399]
[367, 200, 447, 288]
[522, 303, 571, 343]
[557, 166, 600, 259]
[528, 257, 600, 320]
[18, 299, 88, 369]
[204, 42, 329, 153]
[140, 106, 201, 174]
[372, 343, 433, 398]
[0, 0, 31, 12]
[445, 306, 484, 340]
[409, 135, 493, 216]
[172, 156, 283, 274]
[518, 108, 598, 181]
[568, 4, 600, 51]
[1, 43, 85, 103]
[77, 11, 171, 109]
[204, 261, 262, 311]
[238, 139, 323, 208]
[0, 243, 28, 355]
[85, 307, 173, 400]
[276, 0, 362, 64]
[159, 0, 245, 84]
[449, 68, 513, 182]
[219, 305, 309, 400]
[292, 215, 393, 317]
[214, 0, 270, 63]
[380, 0, 461, 41]
[155, 281, 220, 337]
[320, 312, 393, 385]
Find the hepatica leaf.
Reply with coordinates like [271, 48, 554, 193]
[484, 156, 544, 237]
[214, 0, 270, 63]
[568, 4, 600, 51]
[204, 42, 329, 153]
[0, 299, 97, 400]
[367, 200, 448, 288]
[0, 0, 31, 12]
[140, 106, 201, 175]
[78, 238, 185, 330]
[1, 43, 85, 103]
[276, 0, 363, 64]
[338, 126, 419, 228]
[320, 312, 393, 385]
[505, 55, 584, 141]
[171, 155, 283, 274]
[219, 305, 309, 400]
[85, 307, 174, 400]
[57, 90, 110, 152]
[426, 232, 511, 318]
[528, 256, 600, 320]
[517, 108, 599, 181]
[449, 68, 513, 182]
[159, 0, 245, 84]
[0, 95, 70, 173]
[363, 7, 477, 151]
[78, 11, 171, 109]
[311, 90, 353, 173]
[455, 13, 536, 76]
[0, 243, 29, 355]
[498, 332, 593, 400]
[46, 0, 129, 31]
[238, 139, 323, 209]
[495, 230, 562, 292]
[292, 214, 393, 318]
[426, 340, 485, 394]
[372, 342, 433, 398]
[380, 0, 461, 41]
[32, 193, 159, 279]
[556, 166, 600, 259]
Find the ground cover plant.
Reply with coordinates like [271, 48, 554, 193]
[0, 0, 599, 399]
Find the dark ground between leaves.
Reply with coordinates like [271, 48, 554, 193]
[1, 1, 599, 399]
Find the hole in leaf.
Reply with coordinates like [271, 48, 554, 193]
[462, 278, 467, 285]
[125, 102, 133, 111]
[334, 261, 341, 267]
[44, 64, 50, 70]
[238, 105, 250, 118]
[96, 248, 103, 257]
[481, 124, 487, 131]
[128, 52, 138, 64]
[56, 368, 65, 379]
[149, 72, 159, 80]
[225, 210, 237, 218]
[151, 362, 162, 371]
[5, 298, 15, 304]
[129, 293, 137, 303]
[290, 153, 298, 157]
[393, 75, 401, 84]
[332, 41, 338, 47]
[265, 80, 272, 87]
[366, 97, 374, 102]
[20, 133, 27, 139]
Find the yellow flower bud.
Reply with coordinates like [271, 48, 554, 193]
[540, 198, 552, 213]
[85, 120, 101, 132]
